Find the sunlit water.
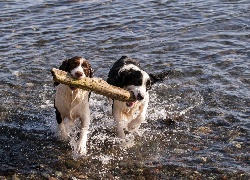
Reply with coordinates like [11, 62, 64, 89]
[1, 0, 249, 179]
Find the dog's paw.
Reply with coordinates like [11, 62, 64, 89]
[127, 124, 134, 131]
[58, 124, 69, 141]
[117, 130, 126, 139]
[58, 132, 69, 141]
[77, 144, 87, 156]
[127, 117, 142, 131]
[127, 123, 138, 131]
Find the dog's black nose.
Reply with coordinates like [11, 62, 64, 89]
[137, 93, 144, 100]
[75, 71, 83, 78]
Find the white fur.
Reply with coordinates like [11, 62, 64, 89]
[70, 57, 85, 78]
[119, 64, 141, 72]
[112, 94, 149, 139]
[119, 64, 150, 99]
[112, 64, 150, 139]
[55, 84, 90, 155]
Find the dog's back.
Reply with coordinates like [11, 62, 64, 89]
[107, 56, 140, 86]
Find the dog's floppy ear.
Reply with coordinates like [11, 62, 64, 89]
[149, 70, 170, 85]
[54, 59, 69, 86]
[107, 69, 126, 88]
[82, 60, 94, 78]
[59, 59, 69, 72]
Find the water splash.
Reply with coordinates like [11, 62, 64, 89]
[148, 83, 204, 121]
[49, 81, 205, 160]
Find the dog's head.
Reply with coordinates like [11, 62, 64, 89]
[55, 56, 93, 89]
[107, 56, 151, 107]
[107, 56, 169, 107]
[118, 65, 151, 103]
[59, 56, 93, 78]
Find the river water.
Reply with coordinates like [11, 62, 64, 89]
[1, 0, 249, 179]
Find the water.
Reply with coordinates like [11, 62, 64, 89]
[1, 0, 249, 179]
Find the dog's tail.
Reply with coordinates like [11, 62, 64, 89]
[149, 69, 171, 85]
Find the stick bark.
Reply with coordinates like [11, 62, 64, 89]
[51, 68, 136, 102]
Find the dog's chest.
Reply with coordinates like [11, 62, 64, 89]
[119, 101, 141, 120]
[55, 84, 88, 113]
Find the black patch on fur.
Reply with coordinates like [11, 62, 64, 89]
[59, 59, 69, 72]
[107, 56, 170, 91]
[54, 82, 60, 86]
[111, 56, 140, 70]
[110, 68, 143, 88]
[146, 79, 152, 90]
[54, 100, 62, 124]
[149, 70, 170, 85]
[54, 59, 70, 86]
[107, 56, 141, 88]
[54, 56, 93, 86]
[121, 69, 143, 87]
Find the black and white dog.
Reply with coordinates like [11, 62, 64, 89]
[107, 56, 168, 139]
[54, 56, 93, 155]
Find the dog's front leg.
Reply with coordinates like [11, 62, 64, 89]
[77, 107, 90, 155]
[113, 102, 125, 139]
[128, 99, 149, 131]
[55, 108, 68, 141]
[58, 122, 68, 141]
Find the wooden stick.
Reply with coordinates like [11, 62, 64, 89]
[51, 68, 136, 102]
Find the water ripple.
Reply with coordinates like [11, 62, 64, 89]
[1, 0, 250, 179]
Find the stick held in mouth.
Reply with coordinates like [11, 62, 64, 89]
[51, 68, 136, 102]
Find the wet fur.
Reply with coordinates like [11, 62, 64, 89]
[107, 56, 168, 138]
[54, 56, 93, 155]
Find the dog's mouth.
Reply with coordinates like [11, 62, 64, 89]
[126, 91, 138, 107]
[70, 77, 81, 91]
[126, 101, 137, 107]
[70, 86, 77, 91]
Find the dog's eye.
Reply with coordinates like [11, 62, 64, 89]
[71, 62, 78, 67]
[146, 80, 151, 90]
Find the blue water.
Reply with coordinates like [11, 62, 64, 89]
[1, 0, 249, 179]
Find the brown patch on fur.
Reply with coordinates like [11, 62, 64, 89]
[82, 60, 93, 78]
[54, 56, 93, 86]
[58, 56, 93, 77]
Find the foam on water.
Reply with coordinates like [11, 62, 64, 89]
[148, 83, 204, 121]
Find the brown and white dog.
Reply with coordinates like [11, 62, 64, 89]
[54, 56, 93, 155]
[107, 56, 169, 139]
